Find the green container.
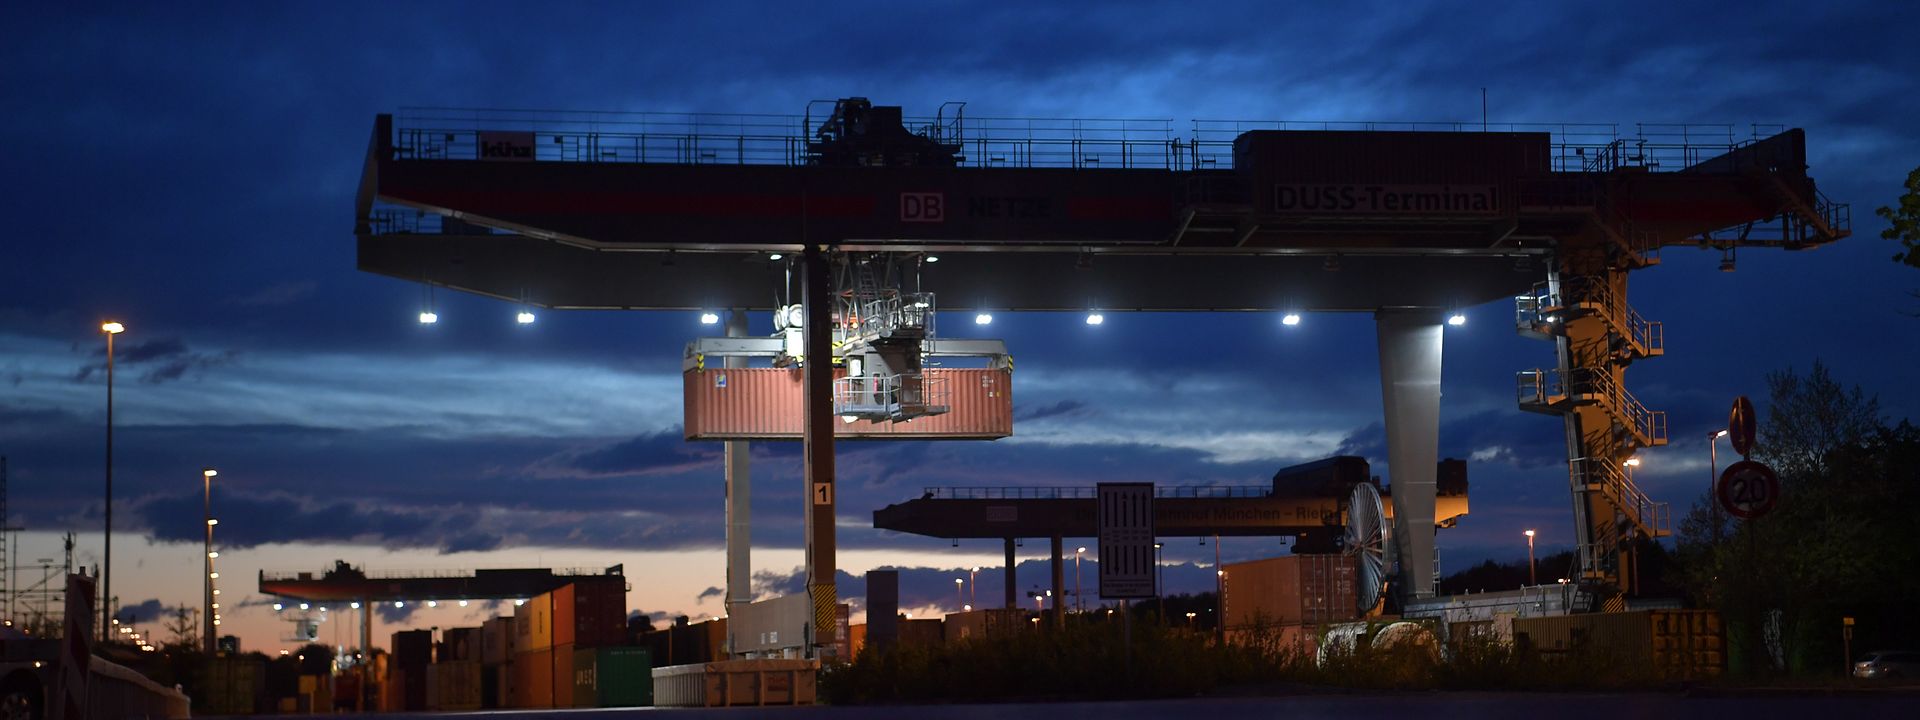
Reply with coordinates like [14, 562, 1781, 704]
[572, 646, 652, 707]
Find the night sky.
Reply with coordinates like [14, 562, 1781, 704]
[4, 1, 1917, 651]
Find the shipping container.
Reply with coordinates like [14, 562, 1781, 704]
[573, 646, 653, 707]
[514, 647, 554, 708]
[441, 626, 483, 662]
[553, 644, 576, 709]
[391, 629, 434, 669]
[519, 593, 555, 651]
[1510, 609, 1724, 680]
[386, 667, 426, 712]
[651, 659, 817, 707]
[555, 578, 629, 649]
[205, 655, 266, 715]
[483, 616, 516, 665]
[943, 608, 1030, 643]
[898, 619, 944, 648]
[683, 367, 1012, 440]
[482, 663, 511, 709]
[426, 660, 483, 711]
[1221, 554, 1358, 631]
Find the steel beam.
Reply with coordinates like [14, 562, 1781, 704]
[801, 245, 837, 658]
[723, 311, 752, 647]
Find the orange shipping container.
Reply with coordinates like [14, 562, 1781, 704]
[520, 593, 556, 651]
[552, 644, 576, 709]
[514, 648, 553, 708]
[1221, 554, 1358, 630]
[683, 367, 1012, 440]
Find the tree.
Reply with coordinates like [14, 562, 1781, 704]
[165, 607, 199, 650]
[1879, 165, 1920, 269]
[1672, 361, 1917, 676]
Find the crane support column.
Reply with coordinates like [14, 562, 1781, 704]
[1376, 310, 1442, 601]
[723, 310, 752, 650]
[360, 598, 373, 712]
[801, 244, 837, 658]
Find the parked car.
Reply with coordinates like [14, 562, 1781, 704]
[1854, 650, 1920, 679]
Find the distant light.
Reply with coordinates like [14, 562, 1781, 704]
[273, 603, 283, 611]
[515, 599, 526, 607]
[203, 469, 218, 478]
[206, 519, 218, 526]
[458, 600, 469, 607]
[1447, 313, 1467, 327]
[516, 311, 536, 325]
[208, 572, 219, 579]
[418, 312, 438, 325]
[1624, 457, 1641, 467]
[427, 600, 438, 608]
[299, 603, 309, 610]
[1281, 313, 1301, 326]
[212, 620, 221, 626]
[211, 603, 220, 609]
[394, 601, 404, 608]
[699, 312, 719, 325]
[350, 602, 361, 609]
[1524, 529, 1536, 538]
[963, 604, 972, 612]
[1715, 430, 1729, 438]
[208, 551, 218, 558]
[1076, 547, 1086, 553]
[768, 253, 783, 261]
[974, 313, 993, 325]
[212, 589, 220, 595]
[955, 578, 964, 585]
[102, 322, 125, 334]
[925, 255, 940, 263]
[1085, 313, 1104, 326]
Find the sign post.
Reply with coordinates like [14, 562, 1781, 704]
[1097, 482, 1154, 676]
[1843, 616, 1855, 675]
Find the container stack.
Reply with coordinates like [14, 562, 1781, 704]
[513, 577, 630, 708]
[480, 615, 516, 708]
[572, 646, 653, 707]
[205, 655, 265, 715]
[388, 629, 433, 711]
[428, 626, 484, 710]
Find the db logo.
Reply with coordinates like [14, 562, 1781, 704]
[901, 192, 944, 223]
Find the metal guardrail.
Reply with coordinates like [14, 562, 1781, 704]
[832, 372, 951, 420]
[386, 107, 1788, 176]
[261, 565, 615, 582]
[1571, 457, 1671, 539]
[1514, 367, 1666, 446]
[923, 485, 1272, 500]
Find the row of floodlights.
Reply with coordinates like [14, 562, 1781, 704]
[698, 311, 1467, 327]
[272, 598, 528, 611]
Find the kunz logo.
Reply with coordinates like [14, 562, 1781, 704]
[478, 131, 536, 162]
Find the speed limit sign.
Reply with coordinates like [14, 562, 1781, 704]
[1717, 459, 1779, 519]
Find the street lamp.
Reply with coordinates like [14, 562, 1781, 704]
[1524, 529, 1537, 586]
[1154, 542, 1164, 622]
[1074, 547, 1086, 613]
[954, 578, 964, 611]
[203, 468, 218, 655]
[100, 320, 124, 640]
[1709, 428, 1729, 492]
[969, 567, 978, 608]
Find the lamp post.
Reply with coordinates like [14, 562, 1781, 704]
[203, 468, 218, 655]
[1524, 529, 1537, 586]
[954, 578, 964, 612]
[969, 566, 978, 609]
[100, 320, 124, 640]
[1709, 429, 1729, 493]
[1153, 542, 1164, 623]
[1074, 547, 1085, 613]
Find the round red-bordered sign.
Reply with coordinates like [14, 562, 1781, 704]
[1728, 396, 1757, 457]
[1717, 459, 1779, 519]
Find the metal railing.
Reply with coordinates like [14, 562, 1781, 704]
[1518, 278, 1663, 357]
[386, 108, 1794, 176]
[1515, 368, 1667, 447]
[839, 292, 934, 345]
[1571, 456, 1671, 538]
[832, 372, 951, 420]
[922, 485, 1273, 500]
